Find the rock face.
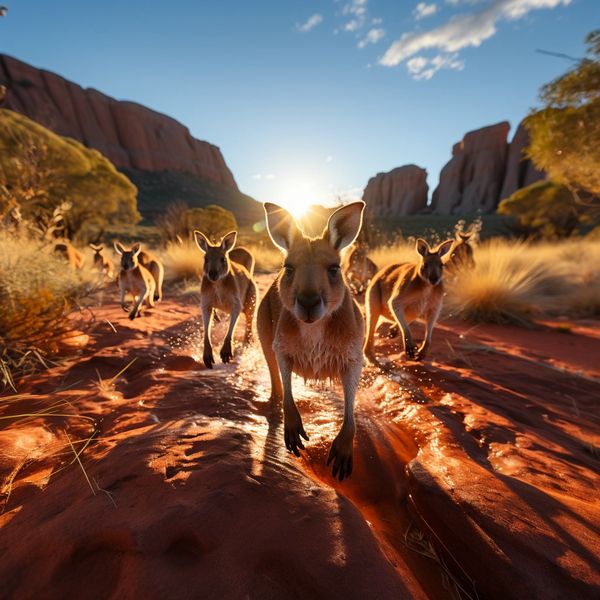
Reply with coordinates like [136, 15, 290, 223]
[432, 122, 510, 215]
[0, 54, 238, 189]
[363, 165, 428, 217]
[500, 121, 546, 200]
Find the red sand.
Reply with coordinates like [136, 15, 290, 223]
[1, 275, 599, 599]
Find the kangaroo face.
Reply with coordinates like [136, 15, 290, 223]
[114, 242, 141, 271]
[90, 243, 104, 263]
[264, 201, 365, 324]
[194, 231, 236, 282]
[416, 238, 454, 286]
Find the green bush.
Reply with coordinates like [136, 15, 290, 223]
[0, 108, 140, 241]
[497, 181, 585, 238]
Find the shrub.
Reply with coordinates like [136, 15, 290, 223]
[0, 230, 99, 388]
[497, 181, 585, 239]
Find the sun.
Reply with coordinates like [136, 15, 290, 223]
[273, 179, 319, 219]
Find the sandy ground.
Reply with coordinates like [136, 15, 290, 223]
[1, 274, 599, 600]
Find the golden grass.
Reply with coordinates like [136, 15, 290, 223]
[161, 239, 203, 282]
[0, 230, 101, 388]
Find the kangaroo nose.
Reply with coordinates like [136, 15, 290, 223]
[297, 293, 321, 310]
[208, 270, 218, 281]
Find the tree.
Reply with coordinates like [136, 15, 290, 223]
[497, 181, 586, 239]
[0, 109, 140, 240]
[186, 205, 237, 241]
[525, 31, 600, 201]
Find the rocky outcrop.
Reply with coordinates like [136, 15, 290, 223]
[432, 122, 510, 215]
[363, 165, 428, 217]
[0, 54, 238, 189]
[500, 121, 545, 200]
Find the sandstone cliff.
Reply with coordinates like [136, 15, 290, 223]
[500, 121, 545, 200]
[432, 122, 510, 215]
[363, 165, 428, 217]
[0, 54, 237, 189]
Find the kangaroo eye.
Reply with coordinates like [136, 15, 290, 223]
[328, 264, 341, 276]
[221, 257, 227, 265]
[283, 264, 294, 275]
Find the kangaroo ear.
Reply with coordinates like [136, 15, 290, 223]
[194, 230, 210, 253]
[458, 231, 472, 242]
[131, 243, 142, 257]
[326, 201, 365, 251]
[437, 239, 455, 258]
[89, 243, 99, 251]
[263, 203, 301, 252]
[415, 238, 429, 257]
[114, 242, 124, 255]
[221, 231, 237, 253]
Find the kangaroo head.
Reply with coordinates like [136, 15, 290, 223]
[416, 238, 454, 286]
[264, 201, 365, 324]
[451, 231, 476, 270]
[89, 243, 104, 256]
[114, 242, 141, 271]
[194, 230, 236, 282]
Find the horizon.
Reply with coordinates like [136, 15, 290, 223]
[0, 0, 595, 210]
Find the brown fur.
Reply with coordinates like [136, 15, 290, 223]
[342, 243, 378, 294]
[54, 239, 84, 269]
[114, 242, 156, 320]
[445, 231, 476, 277]
[257, 201, 365, 481]
[194, 230, 258, 369]
[364, 237, 454, 362]
[229, 246, 255, 275]
[89, 243, 115, 279]
[137, 248, 164, 302]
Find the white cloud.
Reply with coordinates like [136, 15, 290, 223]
[252, 173, 276, 180]
[326, 155, 334, 163]
[372, 17, 383, 25]
[413, 2, 438, 20]
[407, 53, 465, 79]
[358, 27, 385, 48]
[342, 0, 369, 31]
[380, 0, 572, 74]
[296, 13, 323, 33]
[265, 173, 276, 180]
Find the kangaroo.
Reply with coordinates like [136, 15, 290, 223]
[257, 201, 365, 481]
[342, 242, 378, 294]
[54, 239, 84, 269]
[114, 242, 156, 320]
[89, 243, 115, 279]
[136, 248, 164, 303]
[445, 231, 476, 276]
[194, 230, 257, 369]
[229, 246, 255, 275]
[364, 238, 454, 362]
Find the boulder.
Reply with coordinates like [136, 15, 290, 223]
[500, 121, 546, 200]
[432, 122, 510, 215]
[363, 164, 428, 217]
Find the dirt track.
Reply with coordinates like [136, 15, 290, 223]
[1, 276, 599, 599]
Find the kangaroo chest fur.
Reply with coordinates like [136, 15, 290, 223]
[273, 312, 361, 381]
[201, 276, 239, 313]
[121, 268, 147, 293]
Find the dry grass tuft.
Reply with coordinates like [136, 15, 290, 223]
[0, 230, 100, 388]
[161, 239, 203, 282]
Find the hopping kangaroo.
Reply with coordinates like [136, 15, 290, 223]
[342, 243, 378, 294]
[257, 201, 365, 481]
[89, 243, 115, 279]
[114, 242, 156, 320]
[194, 230, 257, 369]
[137, 248, 164, 302]
[364, 238, 454, 362]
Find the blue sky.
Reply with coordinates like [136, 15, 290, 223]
[0, 0, 596, 208]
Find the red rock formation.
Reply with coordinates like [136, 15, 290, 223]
[432, 122, 510, 215]
[363, 165, 428, 217]
[500, 121, 546, 200]
[0, 54, 238, 189]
